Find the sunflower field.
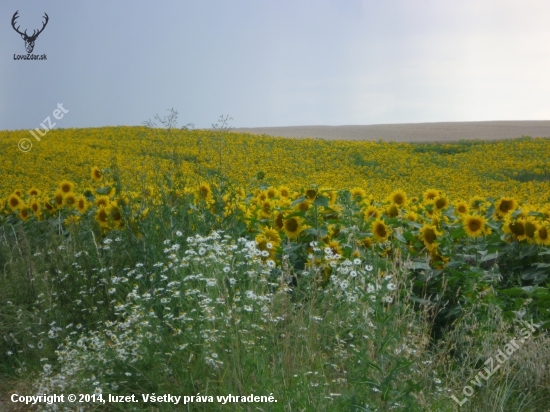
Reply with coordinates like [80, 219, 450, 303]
[1, 123, 550, 411]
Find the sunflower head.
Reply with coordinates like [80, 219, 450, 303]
[463, 215, 487, 237]
[108, 205, 123, 228]
[53, 190, 65, 208]
[434, 196, 449, 211]
[95, 206, 109, 228]
[388, 190, 407, 206]
[76, 196, 89, 214]
[305, 188, 318, 201]
[261, 227, 282, 245]
[372, 219, 391, 242]
[423, 189, 439, 203]
[524, 217, 539, 241]
[327, 240, 343, 256]
[350, 187, 367, 202]
[43, 200, 55, 213]
[404, 211, 417, 222]
[266, 187, 279, 199]
[363, 205, 380, 220]
[30, 200, 41, 216]
[503, 217, 527, 241]
[386, 204, 400, 218]
[420, 224, 442, 250]
[91, 167, 103, 182]
[59, 181, 75, 194]
[454, 200, 469, 216]
[107, 187, 117, 198]
[8, 194, 23, 211]
[295, 199, 310, 212]
[360, 237, 373, 248]
[274, 212, 285, 231]
[323, 189, 338, 204]
[64, 215, 81, 227]
[19, 208, 30, 221]
[283, 216, 303, 239]
[198, 183, 212, 200]
[28, 188, 41, 197]
[494, 197, 517, 218]
[64, 192, 77, 208]
[536, 224, 550, 245]
[278, 186, 291, 198]
[96, 195, 110, 208]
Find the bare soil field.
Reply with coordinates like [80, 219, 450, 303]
[229, 120, 550, 143]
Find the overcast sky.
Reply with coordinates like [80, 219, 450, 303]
[1, 0, 549, 131]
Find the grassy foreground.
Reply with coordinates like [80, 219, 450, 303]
[1, 118, 550, 411]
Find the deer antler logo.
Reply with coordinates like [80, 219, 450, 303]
[11, 11, 49, 54]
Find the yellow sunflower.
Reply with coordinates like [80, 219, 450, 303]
[64, 215, 80, 228]
[19, 208, 30, 221]
[107, 204, 123, 228]
[430, 250, 449, 268]
[254, 234, 276, 260]
[76, 196, 89, 214]
[433, 195, 449, 211]
[260, 200, 273, 218]
[274, 212, 285, 231]
[64, 192, 77, 209]
[107, 187, 117, 198]
[404, 211, 417, 222]
[261, 227, 282, 245]
[198, 182, 212, 200]
[266, 187, 279, 198]
[494, 197, 517, 218]
[30, 200, 41, 216]
[324, 189, 338, 204]
[420, 224, 442, 251]
[350, 187, 366, 202]
[295, 199, 310, 212]
[91, 167, 103, 182]
[7, 194, 23, 211]
[503, 217, 527, 241]
[423, 189, 439, 203]
[388, 190, 407, 207]
[95, 206, 109, 228]
[454, 200, 469, 216]
[535, 224, 550, 245]
[278, 186, 291, 198]
[96, 195, 110, 208]
[326, 239, 343, 256]
[283, 216, 304, 238]
[463, 215, 487, 238]
[43, 200, 55, 213]
[360, 237, 373, 248]
[386, 204, 400, 218]
[53, 190, 65, 209]
[59, 180, 75, 194]
[28, 188, 41, 197]
[305, 188, 318, 200]
[372, 219, 391, 242]
[363, 205, 380, 220]
[524, 216, 539, 243]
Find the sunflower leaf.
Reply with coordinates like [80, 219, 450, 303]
[480, 252, 499, 262]
[313, 195, 329, 207]
[290, 196, 307, 207]
[95, 186, 113, 195]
